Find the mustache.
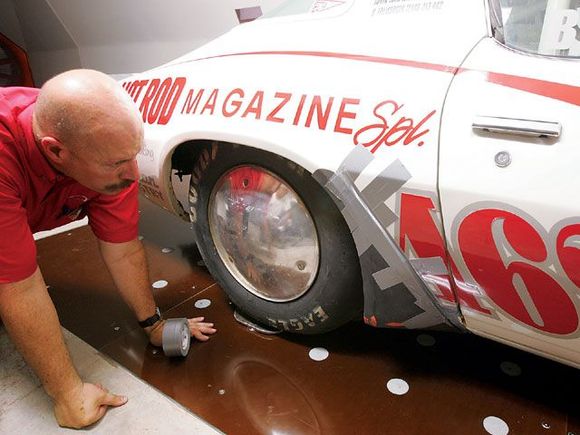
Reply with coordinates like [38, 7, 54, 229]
[104, 179, 135, 193]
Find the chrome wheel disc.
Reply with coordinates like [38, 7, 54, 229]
[208, 165, 320, 302]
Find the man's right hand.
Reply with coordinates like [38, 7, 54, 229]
[0, 270, 127, 429]
[54, 382, 128, 429]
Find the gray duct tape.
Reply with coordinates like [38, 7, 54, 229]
[336, 145, 374, 182]
[372, 266, 405, 291]
[409, 257, 449, 277]
[361, 159, 411, 209]
[315, 146, 462, 330]
[162, 318, 191, 357]
[372, 204, 399, 230]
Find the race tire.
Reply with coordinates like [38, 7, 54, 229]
[189, 142, 362, 334]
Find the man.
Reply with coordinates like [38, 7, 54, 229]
[0, 69, 217, 429]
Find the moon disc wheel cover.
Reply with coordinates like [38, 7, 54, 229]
[208, 165, 320, 303]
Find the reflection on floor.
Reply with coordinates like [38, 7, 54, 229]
[35, 208, 580, 435]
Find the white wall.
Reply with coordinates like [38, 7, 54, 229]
[4, 0, 82, 85]
[1, 0, 287, 84]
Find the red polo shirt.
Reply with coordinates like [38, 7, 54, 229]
[0, 87, 139, 284]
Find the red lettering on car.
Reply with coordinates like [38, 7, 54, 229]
[334, 98, 360, 134]
[181, 88, 205, 114]
[305, 96, 334, 129]
[200, 89, 219, 115]
[139, 79, 161, 122]
[222, 88, 245, 117]
[241, 90, 265, 119]
[266, 92, 292, 123]
[458, 209, 578, 334]
[398, 192, 490, 314]
[556, 223, 580, 288]
[353, 100, 435, 152]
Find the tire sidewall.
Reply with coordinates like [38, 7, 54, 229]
[190, 142, 361, 334]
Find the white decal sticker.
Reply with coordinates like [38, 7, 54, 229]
[309, 347, 330, 361]
[310, 0, 348, 13]
[386, 378, 410, 395]
[152, 280, 168, 289]
[539, 8, 580, 55]
[138, 147, 155, 162]
[483, 416, 509, 435]
[195, 299, 212, 309]
[371, 0, 445, 16]
[140, 175, 164, 200]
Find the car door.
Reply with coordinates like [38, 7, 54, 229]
[439, 0, 580, 367]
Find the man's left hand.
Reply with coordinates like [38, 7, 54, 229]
[146, 317, 217, 347]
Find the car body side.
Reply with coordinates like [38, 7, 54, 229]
[124, 0, 580, 368]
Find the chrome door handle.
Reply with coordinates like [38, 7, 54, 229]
[472, 116, 561, 138]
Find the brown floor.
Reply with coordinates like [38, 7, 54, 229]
[36, 209, 580, 435]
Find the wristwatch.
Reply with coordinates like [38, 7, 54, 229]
[139, 306, 162, 328]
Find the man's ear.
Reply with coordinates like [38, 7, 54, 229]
[39, 136, 68, 165]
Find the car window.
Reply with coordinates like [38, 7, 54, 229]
[491, 0, 580, 57]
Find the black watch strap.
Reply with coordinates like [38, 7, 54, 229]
[139, 307, 162, 328]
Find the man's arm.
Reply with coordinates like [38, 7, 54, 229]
[98, 238, 216, 345]
[0, 268, 127, 428]
[98, 238, 156, 322]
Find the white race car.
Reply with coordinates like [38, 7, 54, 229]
[124, 0, 580, 369]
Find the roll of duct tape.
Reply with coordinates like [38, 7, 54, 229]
[162, 318, 191, 357]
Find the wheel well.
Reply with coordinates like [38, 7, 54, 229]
[171, 140, 294, 180]
[170, 140, 267, 217]
[170, 139, 366, 329]
[187, 141, 364, 333]
[170, 139, 212, 180]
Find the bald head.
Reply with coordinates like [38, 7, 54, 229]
[34, 69, 142, 148]
[33, 69, 143, 194]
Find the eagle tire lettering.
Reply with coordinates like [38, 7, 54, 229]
[267, 306, 330, 332]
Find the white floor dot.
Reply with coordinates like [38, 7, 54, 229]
[195, 299, 211, 309]
[161, 247, 174, 254]
[386, 378, 409, 396]
[483, 416, 509, 435]
[218, 389, 226, 395]
[309, 347, 329, 361]
[416, 334, 436, 347]
[152, 280, 168, 289]
[500, 361, 522, 377]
